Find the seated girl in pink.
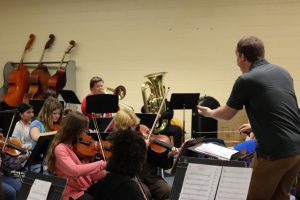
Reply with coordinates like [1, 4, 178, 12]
[46, 111, 106, 200]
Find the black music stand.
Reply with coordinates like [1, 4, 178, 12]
[17, 171, 67, 200]
[59, 89, 81, 107]
[0, 109, 20, 137]
[88, 117, 113, 141]
[170, 93, 200, 141]
[86, 94, 118, 114]
[136, 113, 156, 128]
[24, 135, 54, 173]
[170, 156, 246, 200]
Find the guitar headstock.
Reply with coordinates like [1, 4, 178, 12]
[44, 34, 55, 49]
[65, 40, 76, 54]
[25, 34, 36, 51]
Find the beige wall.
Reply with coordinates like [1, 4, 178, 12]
[1, 0, 300, 137]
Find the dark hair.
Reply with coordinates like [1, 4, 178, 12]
[18, 103, 33, 113]
[107, 129, 147, 177]
[90, 76, 103, 90]
[46, 111, 89, 173]
[236, 36, 265, 62]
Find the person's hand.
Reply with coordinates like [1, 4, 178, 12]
[238, 123, 252, 135]
[168, 147, 179, 157]
[145, 139, 150, 147]
[197, 105, 212, 117]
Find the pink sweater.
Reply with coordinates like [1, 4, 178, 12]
[54, 143, 106, 200]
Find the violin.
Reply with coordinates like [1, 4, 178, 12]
[74, 133, 112, 159]
[2, 34, 35, 107]
[137, 124, 173, 154]
[47, 40, 76, 97]
[0, 133, 27, 157]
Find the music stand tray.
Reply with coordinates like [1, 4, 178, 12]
[59, 89, 81, 105]
[135, 113, 156, 129]
[86, 94, 118, 114]
[89, 117, 113, 131]
[170, 93, 200, 110]
[170, 93, 200, 142]
[24, 135, 54, 172]
[170, 156, 246, 200]
[17, 171, 67, 200]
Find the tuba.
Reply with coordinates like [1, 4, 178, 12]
[141, 72, 168, 133]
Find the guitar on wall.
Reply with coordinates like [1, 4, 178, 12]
[1, 34, 35, 107]
[23, 34, 55, 103]
[47, 40, 76, 97]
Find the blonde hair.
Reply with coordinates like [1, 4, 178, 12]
[114, 109, 140, 130]
[46, 111, 89, 173]
[37, 97, 63, 131]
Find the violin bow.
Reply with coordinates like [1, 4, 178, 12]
[147, 87, 170, 140]
[2, 112, 18, 153]
[91, 114, 107, 161]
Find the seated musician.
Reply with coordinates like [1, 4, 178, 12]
[142, 100, 183, 148]
[108, 109, 175, 200]
[12, 103, 34, 150]
[29, 97, 62, 148]
[0, 157, 21, 200]
[46, 111, 107, 200]
[90, 129, 147, 200]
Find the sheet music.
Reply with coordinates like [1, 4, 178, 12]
[27, 179, 52, 200]
[194, 143, 239, 160]
[215, 167, 252, 200]
[179, 163, 221, 200]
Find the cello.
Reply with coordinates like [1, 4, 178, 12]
[1, 34, 35, 107]
[47, 40, 76, 97]
[23, 34, 55, 103]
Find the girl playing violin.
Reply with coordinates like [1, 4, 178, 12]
[29, 97, 62, 148]
[46, 111, 106, 200]
[12, 103, 34, 150]
[108, 109, 174, 200]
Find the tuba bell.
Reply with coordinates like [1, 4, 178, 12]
[141, 72, 168, 133]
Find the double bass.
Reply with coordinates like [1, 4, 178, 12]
[47, 40, 76, 97]
[23, 34, 55, 103]
[1, 34, 35, 107]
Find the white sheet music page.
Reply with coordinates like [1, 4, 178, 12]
[27, 179, 52, 200]
[215, 166, 252, 200]
[194, 143, 238, 160]
[179, 163, 221, 200]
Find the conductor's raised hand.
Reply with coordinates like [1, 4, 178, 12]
[197, 105, 212, 117]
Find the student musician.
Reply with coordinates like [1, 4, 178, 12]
[90, 129, 147, 200]
[12, 103, 34, 150]
[81, 76, 111, 118]
[109, 109, 175, 200]
[29, 97, 62, 148]
[46, 111, 107, 200]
